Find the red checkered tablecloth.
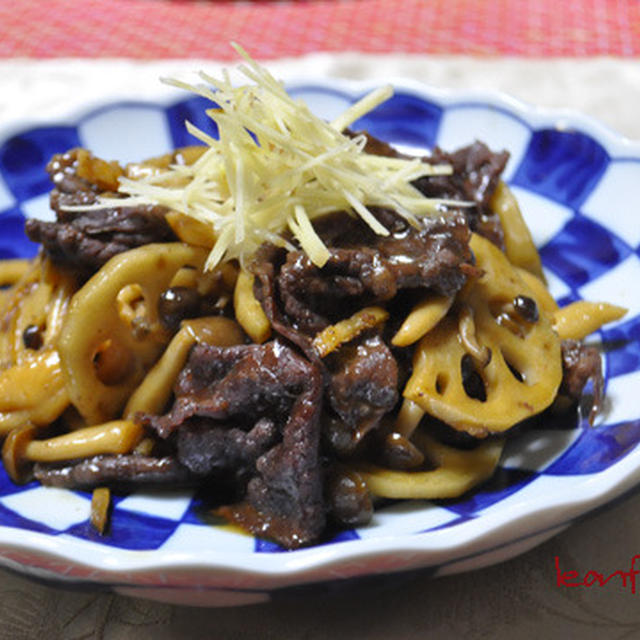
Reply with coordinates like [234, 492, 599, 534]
[1, 0, 639, 59]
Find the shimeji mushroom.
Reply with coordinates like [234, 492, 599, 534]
[233, 270, 271, 344]
[391, 294, 453, 348]
[58, 243, 207, 425]
[2, 419, 144, 483]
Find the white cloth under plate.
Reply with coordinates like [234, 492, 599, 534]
[1, 56, 639, 140]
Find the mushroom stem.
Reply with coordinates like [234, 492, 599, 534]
[458, 304, 491, 367]
[2, 425, 37, 483]
[24, 420, 143, 463]
[394, 398, 425, 439]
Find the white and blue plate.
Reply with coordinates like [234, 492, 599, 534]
[0, 79, 639, 606]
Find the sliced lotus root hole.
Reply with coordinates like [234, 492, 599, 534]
[504, 357, 524, 382]
[435, 372, 449, 395]
[460, 353, 487, 401]
[458, 346, 531, 401]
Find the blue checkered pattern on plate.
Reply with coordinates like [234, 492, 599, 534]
[0, 86, 638, 556]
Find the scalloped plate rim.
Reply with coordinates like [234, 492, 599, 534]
[0, 78, 638, 592]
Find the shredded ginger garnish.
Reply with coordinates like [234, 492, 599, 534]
[106, 44, 456, 270]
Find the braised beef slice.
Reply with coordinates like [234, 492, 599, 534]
[560, 339, 604, 422]
[251, 208, 473, 453]
[325, 334, 398, 455]
[25, 149, 176, 275]
[253, 209, 474, 338]
[250, 245, 314, 356]
[33, 454, 192, 489]
[143, 340, 325, 548]
[412, 141, 508, 249]
[349, 134, 508, 248]
[176, 417, 278, 480]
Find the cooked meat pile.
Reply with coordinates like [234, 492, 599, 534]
[25, 149, 176, 276]
[30, 141, 603, 549]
